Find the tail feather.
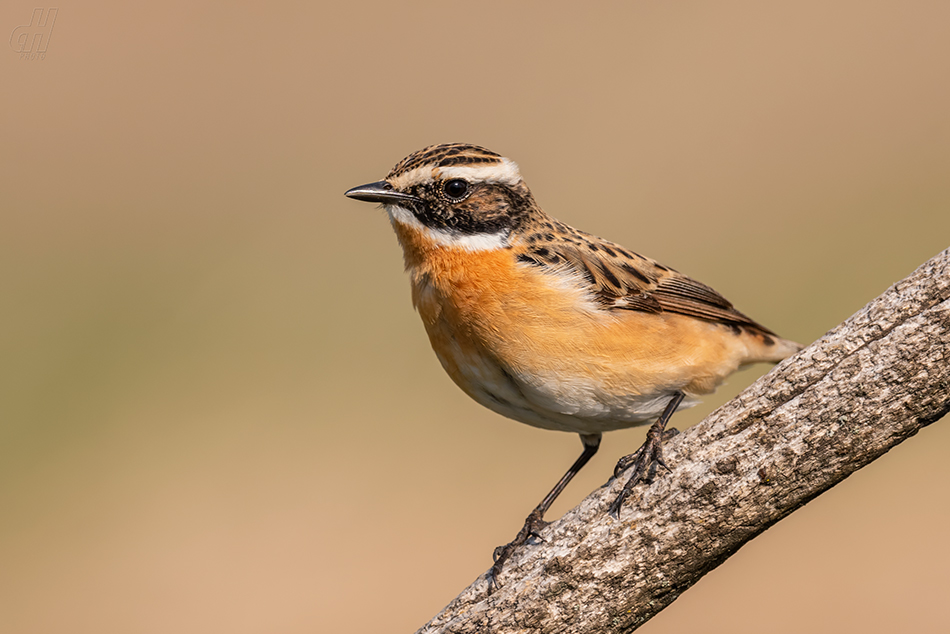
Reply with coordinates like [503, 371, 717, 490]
[751, 335, 803, 364]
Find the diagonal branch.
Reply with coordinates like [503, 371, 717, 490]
[416, 247, 950, 634]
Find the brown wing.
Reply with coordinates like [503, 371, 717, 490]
[646, 275, 777, 335]
[520, 232, 777, 337]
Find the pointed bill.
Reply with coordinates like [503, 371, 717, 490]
[344, 181, 420, 205]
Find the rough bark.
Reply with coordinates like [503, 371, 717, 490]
[416, 247, 950, 634]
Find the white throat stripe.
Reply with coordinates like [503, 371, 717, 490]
[386, 205, 509, 252]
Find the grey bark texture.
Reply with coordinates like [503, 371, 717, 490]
[416, 247, 950, 634]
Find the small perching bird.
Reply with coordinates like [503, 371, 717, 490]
[345, 143, 801, 582]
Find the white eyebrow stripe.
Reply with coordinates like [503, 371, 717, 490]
[388, 158, 522, 190]
[387, 166, 435, 191]
[435, 159, 522, 185]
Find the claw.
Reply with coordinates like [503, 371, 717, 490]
[489, 510, 548, 588]
[609, 393, 685, 515]
[488, 436, 602, 588]
[610, 430, 679, 514]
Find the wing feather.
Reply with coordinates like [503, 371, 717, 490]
[538, 236, 777, 336]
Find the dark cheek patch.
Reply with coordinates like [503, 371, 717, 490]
[412, 186, 521, 235]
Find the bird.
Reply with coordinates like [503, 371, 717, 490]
[344, 143, 801, 582]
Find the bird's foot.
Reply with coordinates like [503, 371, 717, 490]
[489, 508, 548, 588]
[609, 426, 679, 516]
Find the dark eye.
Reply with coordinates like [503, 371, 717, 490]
[442, 179, 470, 201]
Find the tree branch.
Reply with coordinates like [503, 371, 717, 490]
[416, 247, 950, 634]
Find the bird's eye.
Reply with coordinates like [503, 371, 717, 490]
[442, 179, 470, 201]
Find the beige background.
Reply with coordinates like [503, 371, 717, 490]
[3, 2, 949, 632]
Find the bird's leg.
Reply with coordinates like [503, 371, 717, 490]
[609, 392, 685, 516]
[490, 433, 601, 587]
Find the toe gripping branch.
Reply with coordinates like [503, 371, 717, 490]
[609, 391, 684, 516]
[489, 434, 601, 587]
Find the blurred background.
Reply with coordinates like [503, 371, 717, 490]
[2, 1, 949, 632]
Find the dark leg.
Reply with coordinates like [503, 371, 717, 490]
[609, 392, 685, 516]
[490, 433, 601, 586]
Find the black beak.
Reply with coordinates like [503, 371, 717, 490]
[344, 180, 420, 205]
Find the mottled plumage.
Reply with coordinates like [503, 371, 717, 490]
[514, 218, 782, 339]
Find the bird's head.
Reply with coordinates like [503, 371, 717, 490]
[345, 143, 539, 250]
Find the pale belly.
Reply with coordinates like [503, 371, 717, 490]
[429, 329, 701, 434]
